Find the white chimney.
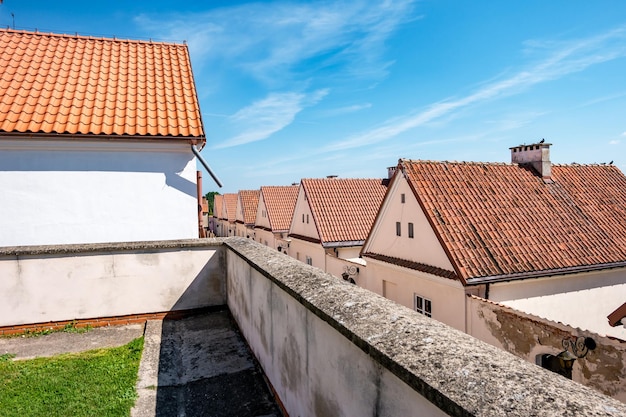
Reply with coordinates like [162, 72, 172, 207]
[510, 142, 552, 180]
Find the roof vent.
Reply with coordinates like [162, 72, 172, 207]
[510, 141, 552, 180]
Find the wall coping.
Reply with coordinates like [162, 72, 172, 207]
[224, 238, 626, 416]
[2, 237, 625, 415]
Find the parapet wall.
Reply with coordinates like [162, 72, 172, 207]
[225, 238, 626, 417]
[0, 240, 226, 327]
[1, 238, 625, 416]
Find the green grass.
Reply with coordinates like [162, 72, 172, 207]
[0, 337, 144, 417]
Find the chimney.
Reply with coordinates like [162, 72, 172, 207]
[387, 166, 397, 179]
[510, 142, 552, 180]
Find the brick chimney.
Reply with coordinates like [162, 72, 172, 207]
[510, 142, 552, 180]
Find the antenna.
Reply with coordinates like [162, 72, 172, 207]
[11, 12, 15, 29]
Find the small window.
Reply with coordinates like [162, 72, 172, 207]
[396, 222, 401, 236]
[408, 222, 414, 238]
[401, 193, 405, 203]
[302, 214, 305, 223]
[415, 295, 432, 317]
[306, 256, 312, 266]
[306, 214, 309, 224]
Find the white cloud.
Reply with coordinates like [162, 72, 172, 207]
[610, 140, 621, 145]
[134, 0, 417, 85]
[215, 89, 328, 148]
[325, 24, 626, 151]
[320, 103, 372, 117]
[622, 132, 626, 136]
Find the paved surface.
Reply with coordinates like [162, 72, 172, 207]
[1, 311, 281, 417]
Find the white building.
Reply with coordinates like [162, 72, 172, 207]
[0, 29, 211, 246]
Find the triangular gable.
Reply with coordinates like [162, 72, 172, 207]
[289, 184, 321, 243]
[257, 185, 298, 232]
[362, 169, 457, 280]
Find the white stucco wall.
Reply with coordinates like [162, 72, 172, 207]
[0, 139, 199, 246]
[360, 258, 467, 331]
[289, 187, 319, 239]
[288, 237, 325, 269]
[363, 175, 454, 270]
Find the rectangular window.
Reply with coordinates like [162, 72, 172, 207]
[408, 222, 414, 238]
[414, 295, 432, 317]
[306, 214, 309, 224]
[302, 214, 305, 223]
[306, 256, 312, 266]
[401, 193, 405, 203]
[396, 222, 401, 236]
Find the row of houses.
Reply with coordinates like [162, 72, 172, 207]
[212, 142, 626, 401]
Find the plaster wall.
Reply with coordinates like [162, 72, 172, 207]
[0, 242, 225, 326]
[467, 296, 626, 403]
[360, 258, 466, 331]
[0, 140, 198, 246]
[364, 176, 453, 270]
[287, 237, 325, 269]
[325, 253, 363, 282]
[255, 195, 271, 230]
[289, 187, 319, 239]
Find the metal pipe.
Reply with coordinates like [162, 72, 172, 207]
[191, 144, 223, 188]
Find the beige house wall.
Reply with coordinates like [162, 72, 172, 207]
[289, 187, 319, 238]
[360, 258, 467, 331]
[255, 194, 271, 230]
[325, 253, 364, 282]
[364, 175, 453, 270]
[288, 237, 325, 269]
[466, 296, 626, 403]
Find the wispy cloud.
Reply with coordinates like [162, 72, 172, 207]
[135, 0, 417, 85]
[326, 24, 626, 151]
[610, 140, 621, 145]
[319, 102, 372, 117]
[215, 89, 328, 149]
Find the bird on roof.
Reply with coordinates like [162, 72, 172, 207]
[610, 160, 614, 165]
[539, 138, 545, 143]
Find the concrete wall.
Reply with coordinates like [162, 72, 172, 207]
[2, 238, 626, 416]
[0, 241, 225, 326]
[0, 139, 199, 246]
[225, 238, 626, 416]
[467, 295, 626, 403]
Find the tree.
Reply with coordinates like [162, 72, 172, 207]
[204, 191, 220, 215]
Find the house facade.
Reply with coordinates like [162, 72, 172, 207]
[254, 185, 299, 252]
[361, 143, 626, 337]
[0, 29, 208, 246]
[234, 190, 259, 239]
[219, 193, 238, 237]
[288, 177, 388, 280]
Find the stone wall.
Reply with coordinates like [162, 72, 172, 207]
[467, 295, 626, 403]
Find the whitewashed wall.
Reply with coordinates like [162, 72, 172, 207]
[0, 139, 198, 246]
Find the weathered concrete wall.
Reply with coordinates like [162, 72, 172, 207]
[0, 240, 226, 326]
[225, 238, 626, 417]
[467, 295, 626, 403]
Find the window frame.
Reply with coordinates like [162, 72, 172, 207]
[414, 294, 432, 317]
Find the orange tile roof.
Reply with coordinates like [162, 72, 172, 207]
[223, 193, 238, 222]
[260, 185, 299, 231]
[238, 190, 260, 225]
[302, 178, 388, 244]
[213, 194, 223, 218]
[401, 159, 626, 282]
[0, 29, 204, 139]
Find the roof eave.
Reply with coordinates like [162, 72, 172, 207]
[465, 261, 626, 285]
[1, 132, 206, 144]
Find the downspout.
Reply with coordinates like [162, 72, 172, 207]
[197, 171, 206, 238]
[192, 144, 223, 188]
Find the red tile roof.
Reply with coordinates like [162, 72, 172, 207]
[260, 185, 299, 231]
[213, 194, 224, 218]
[301, 178, 388, 244]
[223, 193, 238, 222]
[239, 190, 260, 225]
[401, 159, 626, 282]
[0, 29, 204, 139]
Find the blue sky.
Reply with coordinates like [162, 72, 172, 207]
[2, 1, 625, 193]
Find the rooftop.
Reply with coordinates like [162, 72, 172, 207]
[260, 185, 299, 232]
[0, 29, 204, 139]
[400, 159, 626, 283]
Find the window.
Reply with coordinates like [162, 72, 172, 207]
[414, 295, 432, 317]
[302, 214, 305, 223]
[306, 214, 309, 224]
[401, 193, 405, 203]
[408, 222, 414, 238]
[306, 256, 312, 266]
[396, 222, 401, 236]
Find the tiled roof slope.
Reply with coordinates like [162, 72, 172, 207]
[213, 194, 224, 218]
[261, 185, 299, 231]
[239, 190, 260, 225]
[302, 178, 388, 244]
[401, 159, 626, 281]
[0, 29, 203, 138]
[223, 194, 238, 222]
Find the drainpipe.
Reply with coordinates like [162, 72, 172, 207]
[191, 145, 223, 188]
[197, 171, 206, 238]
